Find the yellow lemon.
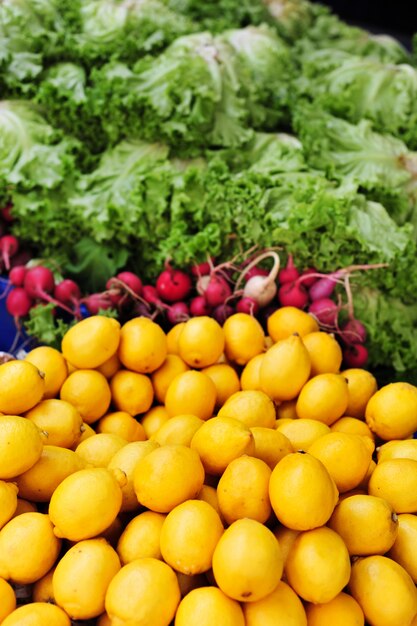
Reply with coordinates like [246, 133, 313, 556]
[60, 370, 111, 424]
[166, 322, 185, 355]
[286, 527, 351, 604]
[96, 353, 121, 379]
[74, 422, 95, 447]
[197, 485, 222, 518]
[151, 354, 189, 404]
[268, 306, 319, 342]
[178, 316, 225, 368]
[368, 458, 417, 513]
[12, 498, 37, 517]
[349, 555, 417, 626]
[0, 577, 16, 623]
[388, 514, 417, 582]
[218, 390, 276, 429]
[276, 399, 298, 420]
[260, 335, 311, 402]
[329, 494, 399, 556]
[0, 482, 18, 529]
[269, 452, 338, 530]
[133, 445, 205, 513]
[0, 415, 44, 479]
[302, 331, 343, 376]
[243, 580, 307, 626]
[190, 416, 255, 475]
[201, 363, 241, 408]
[175, 586, 245, 626]
[250, 426, 293, 469]
[176, 572, 213, 598]
[276, 419, 330, 451]
[53, 538, 121, 620]
[305, 592, 365, 626]
[117, 511, 166, 564]
[49, 468, 124, 541]
[75, 433, 127, 468]
[97, 411, 146, 442]
[342, 368, 377, 419]
[110, 370, 154, 416]
[165, 370, 216, 421]
[105, 558, 180, 626]
[331, 416, 375, 440]
[152, 414, 203, 447]
[217, 455, 272, 524]
[273, 526, 300, 566]
[32, 567, 55, 603]
[160, 500, 223, 575]
[377, 439, 417, 463]
[240, 353, 265, 391]
[365, 382, 417, 440]
[223, 313, 265, 365]
[296, 373, 349, 425]
[212, 518, 283, 602]
[0, 360, 45, 414]
[0, 512, 61, 584]
[25, 399, 84, 448]
[97, 613, 112, 626]
[118, 318, 167, 373]
[25, 346, 68, 399]
[108, 440, 159, 512]
[140, 406, 170, 438]
[1, 603, 70, 626]
[15, 446, 86, 502]
[62, 316, 120, 369]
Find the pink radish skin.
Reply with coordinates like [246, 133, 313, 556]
[54, 279, 81, 305]
[190, 296, 211, 317]
[107, 272, 143, 296]
[308, 298, 339, 327]
[300, 268, 318, 288]
[23, 266, 75, 316]
[278, 255, 299, 285]
[6, 287, 33, 317]
[343, 344, 368, 368]
[167, 302, 190, 325]
[9, 266, 27, 287]
[0, 235, 19, 270]
[309, 271, 343, 301]
[143, 285, 163, 306]
[191, 260, 212, 277]
[236, 297, 259, 316]
[278, 282, 309, 309]
[83, 293, 113, 315]
[213, 303, 235, 324]
[200, 274, 232, 308]
[1, 204, 14, 223]
[341, 319, 367, 345]
[244, 267, 269, 282]
[156, 267, 192, 303]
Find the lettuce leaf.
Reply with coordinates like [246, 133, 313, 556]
[163, 0, 272, 33]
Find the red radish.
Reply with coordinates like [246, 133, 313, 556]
[343, 344, 368, 368]
[107, 271, 143, 296]
[83, 293, 113, 315]
[341, 319, 367, 345]
[54, 279, 81, 306]
[236, 297, 259, 315]
[309, 271, 343, 301]
[190, 260, 212, 277]
[167, 302, 189, 325]
[299, 267, 318, 288]
[308, 298, 339, 327]
[23, 266, 74, 316]
[132, 301, 154, 319]
[278, 254, 299, 284]
[156, 266, 192, 303]
[9, 249, 31, 269]
[0, 235, 19, 270]
[0, 222, 5, 238]
[199, 274, 232, 308]
[143, 285, 163, 306]
[190, 296, 211, 317]
[9, 266, 27, 287]
[278, 281, 309, 309]
[213, 303, 235, 324]
[235, 251, 280, 308]
[243, 266, 269, 281]
[6, 287, 33, 317]
[1, 204, 13, 222]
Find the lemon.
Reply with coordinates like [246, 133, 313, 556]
[368, 458, 417, 513]
[62, 316, 121, 369]
[240, 353, 265, 391]
[269, 452, 338, 530]
[74, 422, 95, 446]
[331, 416, 375, 440]
[134, 444, 205, 513]
[32, 567, 55, 603]
[296, 373, 349, 425]
[140, 406, 170, 438]
[217, 455, 272, 524]
[365, 382, 417, 440]
[108, 440, 159, 512]
[223, 313, 265, 365]
[377, 439, 417, 463]
[165, 370, 217, 421]
[175, 586, 245, 626]
[302, 331, 342, 376]
[96, 352, 121, 379]
[12, 498, 37, 517]
[160, 500, 223, 575]
[178, 316, 225, 368]
[0, 415, 44, 479]
[110, 370, 154, 416]
[267, 306, 319, 342]
[25, 346, 68, 399]
[176, 572, 207, 597]
[212, 518, 283, 602]
[329, 494, 398, 556]
[197, 485, 222, 518]
[276, 399, 298, 420]
[166, 322, 185, 355]
[60, 370, 111, 424]
[349, 555, 417, 626]
[49, 468, 124, 541]
[117, 511, 166, 564]
[243, 580, 307, 626]
[0, 513, 61, 584]
[25, 399, 84, 448]
[0, 360, 45, 414]
[260, 335, 311, 402]
[305, 592, 365, 626]
[388, 514, 417, 582]
[2, 603, 70, 626]
[152, 414, 203, 447]
[218, 390, 276, 429]
[201, 363, 241, 408]
[151, 354, 189, 404]
[15, 445, 86, 502]
[0, 482, 18, 529]
[105, 558, 180, 626]
[75, 433, 127, 468]
[118, 318, 167, 373]
[276, 419, 330, 451]
[273, 526, 300, 566]
[97, 411, 146, 442]
[97, 613, 112, 626]
[286, 526, 351, 604]
[342, 367, 378, 419]
[190, 416, 255, 475]
[53, 538, 121, 620]
[0, 577, 16, 623]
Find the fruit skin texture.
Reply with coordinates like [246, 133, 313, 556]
[0, 360, 45, 414]
[62, 316, 120, 369]
[329, 494, 398, 556]
[25, 399, 84, 449]
[305, 592, 365, 626]
[152, 414, 203, 447]
[0, 481, 18, 529]
[178, 316, 225, 368]
[296, 373, 349, 426]
[32, 567, 56, 603]
[250, 427, 293, 470]
[174, 586, 245, 626]
[302, 331, 343, 376]
[53, 538, 121, 620]
[365, 382, 417, 440]
[342, 368, 378, 419]
[277, 419, 330, 451]
[151, 354, 189, 404]
[117, 511, 166, 564]
[0, 512, 61, 584]
[201, 364, 241, 409]
[377, 439, 417, 463]
[368, 458, 417, 513]
[105, 557, 180, 626]
[1, 602, 71, 626]
[118, 317, 167, 373]
[212, 518, 283, 603]
[388, 514, 417, 582]
[349, 555, 417, 626]
[285, 526, 351, 604]
[0, 577, 16, 623]
[165, 370, 217, 421]
[75, 433, 127, 468]
[267, 307, 319, 342]
[269, 452, 339, 531]
[25, 346, 68, 399]
[223, 313, 265, 366]
[218, 390, 276, 429]
[260, 335, 311, 402]
[110, 370, 154, 416]
[60, 369, 112, 424]
[97, 411, 146, 442]
[243, 580, 307, 626]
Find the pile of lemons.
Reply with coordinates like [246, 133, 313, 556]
[1, 306, 417, 626]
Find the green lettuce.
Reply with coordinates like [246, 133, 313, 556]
[261, 0, 327, 41]
[163, 0, 272, 33]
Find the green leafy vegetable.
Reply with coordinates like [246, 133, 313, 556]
[24, 303, 74, 350]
